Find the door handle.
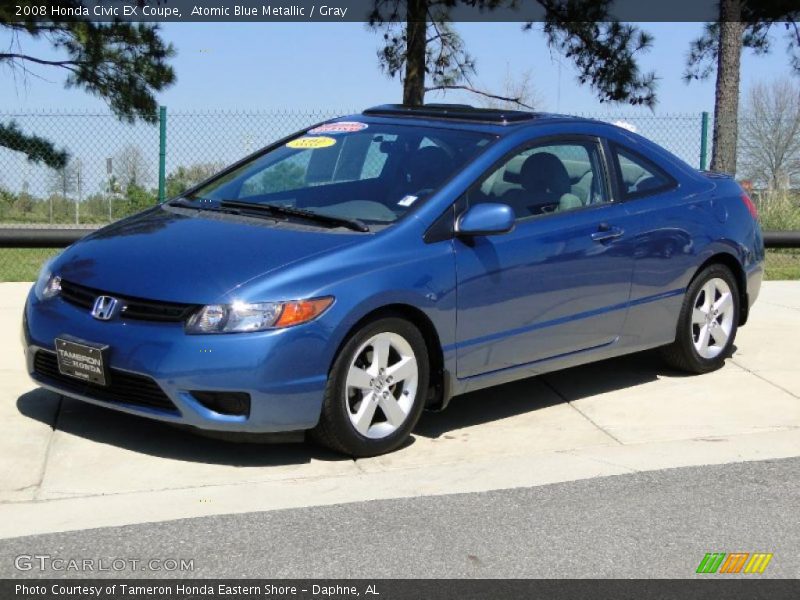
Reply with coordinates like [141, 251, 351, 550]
[591, 224, 624, 242]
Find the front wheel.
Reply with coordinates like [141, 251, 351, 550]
[661, 264, 740, 374]
[311, 317, 429, 457]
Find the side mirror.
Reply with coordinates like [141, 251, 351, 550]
[457, 203, 515, 236]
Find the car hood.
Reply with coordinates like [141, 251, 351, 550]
[53, 206, 364, 303]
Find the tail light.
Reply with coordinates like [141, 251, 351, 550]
[740, 193, 758, 219]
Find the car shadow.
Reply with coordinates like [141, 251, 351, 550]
[537, 348, 693, 401]
[415, 349, 695, 439]
[16, 347, 729, 462]
[415, 376, 565, 439]
[15, 390, 346, 467]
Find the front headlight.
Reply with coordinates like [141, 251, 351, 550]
[185, 297, 333, 334]
[33, 260, 61, 301]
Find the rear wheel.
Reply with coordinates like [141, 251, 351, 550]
[661, 264, 739, 374]
[311, 317, 429, 457]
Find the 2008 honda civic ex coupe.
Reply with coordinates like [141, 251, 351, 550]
[23, 104, 764, 457]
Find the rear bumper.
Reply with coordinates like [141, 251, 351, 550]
[745, 260, 763, 309]
[742, 223, 765, 325]
[738, 260, 763, 327]
[22, 289, 329, 433]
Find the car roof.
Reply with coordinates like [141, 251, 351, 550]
[350, 103, 588, 135]
[345, 104, 699, 179]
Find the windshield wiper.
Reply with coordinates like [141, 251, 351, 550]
[220, 200, 370, 233]
[169, 198, 279, 220]
[169, 198, 239, 213]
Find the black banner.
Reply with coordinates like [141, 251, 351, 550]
[4, 0, 800, 23]
[3, 579, 800, 600]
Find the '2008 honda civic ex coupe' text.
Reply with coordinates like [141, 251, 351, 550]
[23, 104, 764, 457]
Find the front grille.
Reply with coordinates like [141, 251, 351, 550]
[60, 279, 198, 322]
[33, 350, 178, 413]
[59, 279, 95, 309]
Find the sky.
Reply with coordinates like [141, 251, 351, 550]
[1, 21, 797, 115]
[1, 20, 797, 198]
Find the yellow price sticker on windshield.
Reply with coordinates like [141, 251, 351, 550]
[286, 136, 337, 149]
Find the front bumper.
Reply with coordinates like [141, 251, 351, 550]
[22, 289, 330, 433]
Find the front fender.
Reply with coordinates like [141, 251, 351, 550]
[321, 240, 457, 374]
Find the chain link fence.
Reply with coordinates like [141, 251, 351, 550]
[0, 108, 797, 280]
[0, 108, 346, 227]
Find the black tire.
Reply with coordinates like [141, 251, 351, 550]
[311, 317, 430, 457]
[660, 263, 740, 374]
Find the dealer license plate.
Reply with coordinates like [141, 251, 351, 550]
[54, 337, 109, 386]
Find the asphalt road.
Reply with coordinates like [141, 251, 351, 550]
[1, 457, 798, 579]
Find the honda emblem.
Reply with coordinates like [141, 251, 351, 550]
[91, 295, 119, 321]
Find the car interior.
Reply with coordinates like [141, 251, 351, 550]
[474, 144, 607, 218]
[473, 143, 672, 219]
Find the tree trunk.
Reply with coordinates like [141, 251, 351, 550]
[402, 0, 427, 106]
[710, 0, 744, 174]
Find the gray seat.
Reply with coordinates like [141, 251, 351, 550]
[620, 163, 647, 194]
[633, 175, 661, 194]
[502, 152, 582, 217]
[571, 171, 594, 204]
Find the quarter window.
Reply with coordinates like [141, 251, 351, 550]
[613, 146, 675, 198]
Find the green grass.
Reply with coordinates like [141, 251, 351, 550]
[754, 191, 800, 231]
[1, 247, 799, 284]
[765, 249, 800, 281]
[0, 248, 63, 282]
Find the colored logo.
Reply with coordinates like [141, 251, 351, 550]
[286, 136, 337, 149]
[696, 552, 773, 574]
[308, 121, 368, 134]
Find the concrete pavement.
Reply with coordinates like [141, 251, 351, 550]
[1, 281, 798, 539]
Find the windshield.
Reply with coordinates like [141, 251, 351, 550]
[186, 122, 495, 226]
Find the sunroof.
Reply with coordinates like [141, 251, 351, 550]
[362, 104, 536, 124]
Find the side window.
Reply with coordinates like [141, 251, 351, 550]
[613, 146, 675, 198]
[474, 141, 608, 221]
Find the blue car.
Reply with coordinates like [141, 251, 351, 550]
[23, 105, 764, 456]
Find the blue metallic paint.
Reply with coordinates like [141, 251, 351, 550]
[23, 113, 764, 433]
[453, 200, 635, 378]
[457, 203, 515, 235]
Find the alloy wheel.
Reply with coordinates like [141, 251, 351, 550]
[691, 277, 735, 359]
[344, 332, 419, 439]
